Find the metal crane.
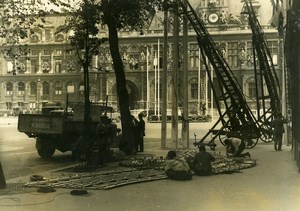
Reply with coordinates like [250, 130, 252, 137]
[178, 0, 261, 149]
[241, 0, 282, 142]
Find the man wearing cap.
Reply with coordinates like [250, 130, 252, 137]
[165, 151, 192, 181]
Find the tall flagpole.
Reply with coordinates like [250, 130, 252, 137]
[158, 39, 160, 117]
[281, 39, 288, 145]
[172, 0, 179, 148]
[146, 47, 149, 118]
[205, 68, 208, 116]
[161, 7, 168, 149]
[198, 48, 201, 115]
[154, 51, 157, 115]
[182, 4, 189, 149]
[210, 64, 214, 121]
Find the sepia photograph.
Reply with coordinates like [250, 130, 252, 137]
[0, 0, 299, 210]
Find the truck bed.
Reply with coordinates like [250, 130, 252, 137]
[18, 114, 64, 135]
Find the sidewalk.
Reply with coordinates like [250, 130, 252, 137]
[1, 141, 300, 211]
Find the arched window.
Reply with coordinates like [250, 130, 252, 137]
[6, 82, 13, 95]
[227, 42, 238, 68]
[18, 82, 25, 95]
[248, 81, 256, 99]
[42, 82, 50, 95]
[55, 34, 64, 42]
[189, 43, 199, 68]
[246, 77, 256, 99]
[30, 82, 37, 95]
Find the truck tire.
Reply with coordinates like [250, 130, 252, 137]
[36, 137, 56, 159]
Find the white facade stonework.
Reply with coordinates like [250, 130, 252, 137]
[0, 0, 282, 116]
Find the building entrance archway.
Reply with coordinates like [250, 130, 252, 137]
[126, 80, 138, 110]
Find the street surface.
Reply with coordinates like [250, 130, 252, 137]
[0, 117, 216, 180]
[0, 117, 76, 180]
[1, 117, 300, 211]
[145, 120, 216, 140]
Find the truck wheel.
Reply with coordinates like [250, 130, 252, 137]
[36, 137, 55, 159]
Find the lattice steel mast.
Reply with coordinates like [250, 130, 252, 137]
[178, 0, 261, 149]
[241, 0, 282, 142]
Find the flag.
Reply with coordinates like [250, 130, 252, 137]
[270, 0, 284, 36]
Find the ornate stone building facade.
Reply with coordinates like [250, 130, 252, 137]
[0, 0, 283, 117]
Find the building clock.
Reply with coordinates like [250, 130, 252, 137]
[208, 12, 219, 24]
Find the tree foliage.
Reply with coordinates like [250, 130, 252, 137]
[1, 0, 162, 154]
[59, 0, 107, 69]
[0, 0, 47, 74]
[98, 0, 161, 154]
[57, 0, 108, 124]
[99, 0, 160, 30]
[51, 0, 161, 154]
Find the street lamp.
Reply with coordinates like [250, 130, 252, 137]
[105, 67, 110, 97]
[66, 84, 75, 112]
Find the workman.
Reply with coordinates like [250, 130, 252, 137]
[224, 137, 250, 157]
[95, 115, 111, 163]
[165, 151, 192, 181]
[193, 144, 215, 176]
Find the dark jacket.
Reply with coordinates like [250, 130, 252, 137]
[273, 117, 284, 134]
[193, 152, 215, 176]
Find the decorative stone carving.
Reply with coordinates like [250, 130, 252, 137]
[66, 60, 76, 72]
[16, 62, 26, 73]
[41, 61, 50, 73]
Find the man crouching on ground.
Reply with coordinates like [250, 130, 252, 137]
[192, 144, 216, 176]
[165, 151, 192, 181]
[224, 137, 251, 158]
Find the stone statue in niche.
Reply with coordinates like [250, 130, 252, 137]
[140, 49, 146, 61]
[228, 13, 242, 25]
[220, 47, 226, 58]
[219, 10, 228, 26]
[122, 49, 128, 61]
[16, 62, 26, 72]
[129, 56, 139, 70]
[208, 0, 218, 8]
[105, 51, 112, 62]
[239, 47, 246, 64]
[199, 10, 207, 24]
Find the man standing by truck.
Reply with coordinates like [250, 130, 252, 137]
[95, 115, 111, 164]
[137, 113, 145, 152]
